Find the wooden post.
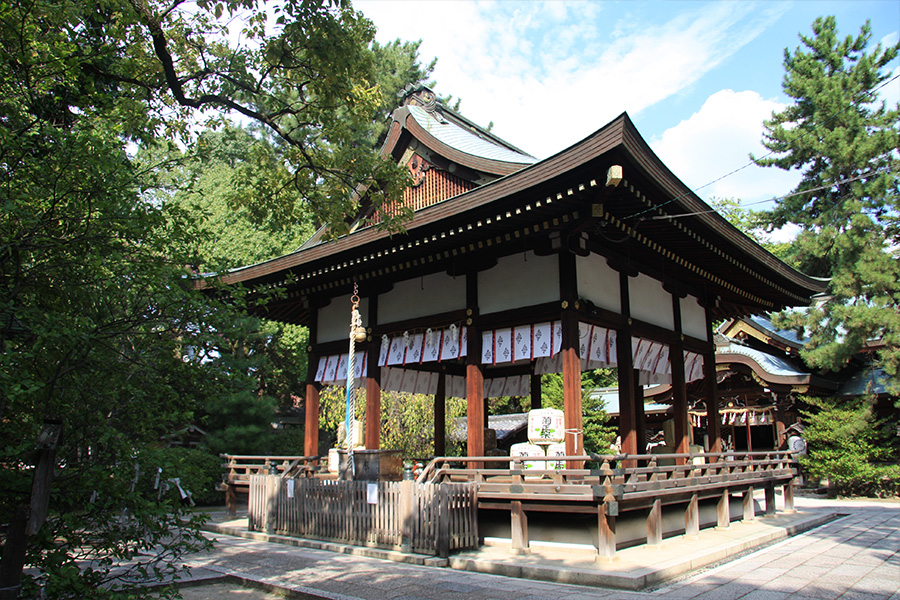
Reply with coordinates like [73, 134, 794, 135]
[510, 500, 530, 555]
[765, 485, 776, 516]
[437, 485, 451, 558]
[225, 484, 237, 516]
[717, 488, 730, 528]
[434, 372, 446, 457]
[597, 503, 617, 560]
[400, 479, 414, 553]
[685, 493, 700, 538]
[742, 486, 756, 522]
[265, 476, 279, 534]
[647, 498, 663, 547]
[783, 481, 795, 513]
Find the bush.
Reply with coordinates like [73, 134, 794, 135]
[138, 447, 224, 506]
[799, 397, 900, 497]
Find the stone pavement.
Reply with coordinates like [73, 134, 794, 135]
[182, 495, 899, 599]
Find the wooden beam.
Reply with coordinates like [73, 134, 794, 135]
[304, 305, 321, 457]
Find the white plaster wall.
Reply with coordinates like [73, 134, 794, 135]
[576, 253, 621, 313]
[629, 273, 674, 330]
[681, 296, 708, 340]
[378, 271, 466, 324]
[478, 251, 559, 314]
[317, 295, 369, 343]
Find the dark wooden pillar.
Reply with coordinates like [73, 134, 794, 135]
[671, 296, 689, 461]
[435, 371, 446, 456]
[616, 271, 638, 464]
[530, 373, 542, 410]
[704, 304, 722, 453]
[365, 296, 381, 450]
[465, 272, 484, 463]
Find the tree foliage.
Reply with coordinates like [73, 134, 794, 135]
[752, 17, 900, 389]
[0, 0, 417, 595]
[799, 396, 900, 497]
[540, 369, 617, 454]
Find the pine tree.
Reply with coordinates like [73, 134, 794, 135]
[752, 16, 900, 391]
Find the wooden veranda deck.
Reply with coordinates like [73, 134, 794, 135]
[226, 451, 799, 560]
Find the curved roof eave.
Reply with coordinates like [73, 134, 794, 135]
[202, 112, 827, 305]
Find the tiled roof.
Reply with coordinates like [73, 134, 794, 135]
[408, 105, 536, 166]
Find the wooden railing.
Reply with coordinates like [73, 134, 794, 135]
[248, 476, 478, 557]
[418, 451, 798, 558]
[220, 454, 320, 514]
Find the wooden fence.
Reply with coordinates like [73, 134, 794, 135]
[248, 476, 478, 557]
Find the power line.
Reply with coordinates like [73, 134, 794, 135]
[625, 71, 900, 222]
[648, 167, 893, 221]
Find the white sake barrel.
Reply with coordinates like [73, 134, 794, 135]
[527, 408, 565, 444]
[510, 443, 546, 471]
[546, 442, 567, 470]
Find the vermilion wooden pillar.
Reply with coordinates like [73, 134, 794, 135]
[365, 374, 381, 450]
[559, 251, 582, 460]
[561, 311, 583, 457]
[304, 306, 320, 457]
[465, 272, 484, 463]
[304, 382, 320, 457]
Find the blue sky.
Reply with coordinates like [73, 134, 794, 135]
[356, 0, 899, 219]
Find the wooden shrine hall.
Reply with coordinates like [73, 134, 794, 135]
[211, 86, 826, 463]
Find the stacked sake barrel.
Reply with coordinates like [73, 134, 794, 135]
[510, 408, 566, 472]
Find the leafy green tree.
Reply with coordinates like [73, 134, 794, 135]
[799, 396, 900, 497]
[751, 16, 900, 390]
[541, 369, 617, 454]
[0, 0, 411, 595]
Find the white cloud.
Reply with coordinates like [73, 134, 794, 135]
[650, 89, 802, 207]
[356, 0, 788, 158]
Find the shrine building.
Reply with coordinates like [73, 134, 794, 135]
[210, 86, 827, 462]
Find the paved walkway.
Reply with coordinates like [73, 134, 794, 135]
[183, 496, 899, 600]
